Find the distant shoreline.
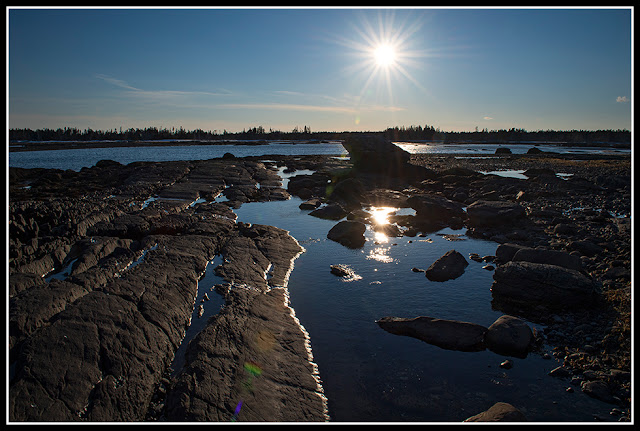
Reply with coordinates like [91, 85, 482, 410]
[8, 139, 630, 153]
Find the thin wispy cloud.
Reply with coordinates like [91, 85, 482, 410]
[616, 96, 629, 103]
[219, 102, 405, 114]
[95, 74, 232, 99]
[483, 116, 493, 120]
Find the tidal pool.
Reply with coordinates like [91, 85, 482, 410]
[230, 180, 617, 422]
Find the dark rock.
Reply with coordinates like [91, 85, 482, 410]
[425, 250, 469, 282]
[309, 203, 348, 220]
[165, 285, 327, 421]
[549, 366, 572, 378]
[376, 316, 487, 352]
[506, 245, 583, 272]
[342, 136, 410, 175]
[407, 194, 466, 223]
[327, 220, 366, 248]
[500, 359, 514, 369]
[484, 315, 534, 358]
[568, 239, 604, 257]
[464, 402, 527, 422]
[330, 264, 360, 280]
[287, 173, 330, 198]
[491, 261, 599, 309]
[299, 198, 322, 210]
[466, 200, 526, 227]
[495, 147, 512, 154]
[581, 380, 616, 404]
[327, 177, 366, 206]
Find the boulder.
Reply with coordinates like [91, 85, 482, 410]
[466, 200, 526, 227]
[342, 136, 410, 175]
[464, 402, 527, 422]
[309, 203, 348, 220]
[407, 194, 466, 221]
[491, 261, 598, 308]
[484, 315, 534, 358]
[496, 243, 583, 272]
[299, 198, 322, 210]
[327, 177, 366, 207]
[581, 380, 616, 404]
[376, 316, 487, 352]
[327, 220, 366, 249]
[425, 250, 469, 282]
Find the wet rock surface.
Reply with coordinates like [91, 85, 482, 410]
[9, 142, 632, 422]
[9, 156, 333, 422]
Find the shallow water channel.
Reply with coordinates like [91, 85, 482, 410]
[222, 167, 618, 423]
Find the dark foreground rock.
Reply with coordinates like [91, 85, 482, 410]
[9, 156, 332, 422]
[164, 285, 328, 421]
[463, 402, 527, 422]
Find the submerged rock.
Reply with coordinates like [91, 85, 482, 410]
[376, 316, 487, 352]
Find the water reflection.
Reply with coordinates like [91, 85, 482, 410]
[366, 206, 402, 263]
[369, 206, 397, 226]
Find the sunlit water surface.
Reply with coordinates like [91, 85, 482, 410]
[231, 174, 617, 422]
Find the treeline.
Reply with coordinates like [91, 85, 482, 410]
[8, 126, 321, 142]
[9, 125, 631, 145]
[382, 125, 631, 145]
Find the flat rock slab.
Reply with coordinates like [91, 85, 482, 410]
[8, 156, 329, 422]
[376, 316, 487, 352]
[164, 286, 328, 422]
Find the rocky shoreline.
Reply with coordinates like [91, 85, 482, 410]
[8, 140, 631, 422]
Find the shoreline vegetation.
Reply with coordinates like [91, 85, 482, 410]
[8, 126, 631, 153]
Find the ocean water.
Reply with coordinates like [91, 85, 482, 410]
[8, 142, 348, 171]
[8, 141, 629, 171]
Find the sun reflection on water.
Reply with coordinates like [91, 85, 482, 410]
[366, 206, 401, 262]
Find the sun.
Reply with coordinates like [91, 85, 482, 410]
[374, 44, 396, 67]
[330, 9, 429, 113]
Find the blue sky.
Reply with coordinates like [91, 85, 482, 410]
[8, 7, 633, 133]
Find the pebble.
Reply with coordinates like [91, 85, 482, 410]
[499, 359, 513, 369]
